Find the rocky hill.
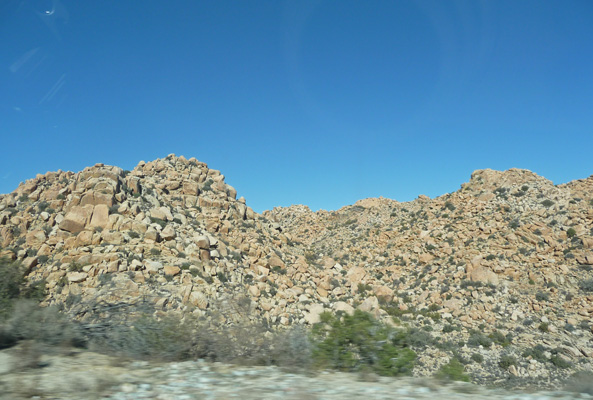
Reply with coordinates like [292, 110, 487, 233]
[1, 155, 592, 389]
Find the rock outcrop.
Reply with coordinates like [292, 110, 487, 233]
[1, 156, 592, 387]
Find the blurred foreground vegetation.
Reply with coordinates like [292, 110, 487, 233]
[1, 257, 593, 394]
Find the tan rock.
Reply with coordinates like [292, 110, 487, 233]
[145, 261, 163, 273]
[75, 230, 94, 247]
[161, 225, 176, 241]
[333, 301, 355, 316]
[267, 255, 285, 269]
[164, 265, 181, 276]
[150, 207, 173, 221]
[469, 265, 499, 285]
[358, 296, 379, 313]
[60, 205, 94, 233]
[374, 285, 394, 302]
[89, 204, 109, 229]
[248, 285, 261, 297]
[303, 304, 325, 324]
[346, 266, 366, 285]
[68, 272, 88, 283]
[101, 231, 123, 245]
[25, 229, 46, 246]
[195, 235, 210, 249]
[190, 291, 208, 309]
[80, 191, 114, 207]
[145, 227, 160, 243]
[316, 286, 328, 297]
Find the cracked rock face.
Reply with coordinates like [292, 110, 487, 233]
[1, 154, 593, 387]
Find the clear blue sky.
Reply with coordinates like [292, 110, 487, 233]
[1, 1, 592, 212]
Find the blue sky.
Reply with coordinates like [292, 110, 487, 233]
[1, 0, 592, 212]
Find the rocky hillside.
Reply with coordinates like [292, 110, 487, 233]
[1, 155, 592, 388]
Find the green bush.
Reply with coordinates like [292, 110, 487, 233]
[467, 332, 492, 348]
[471, 353, 484, 363]
[550, 354, 572, 369]
[488, 330, 511, 347]
[566, 228, 577, 238]
[499, 354, 517, 369]
[522, 344, 548, 362]
[436, 358, 470, 382]
[311, 310, 416, 376]
[0, 258, 24, 316]
[535, 291, 550, 301]
[541, 199, 555, 208]
[538, 322, 549, 333]
[580, 279, 593, 292]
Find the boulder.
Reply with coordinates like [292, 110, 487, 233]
[89, 204, 109, 229]
[68, 272, 88, 283]
[303, 304, 325, 325]
[195, 235, 210, 249]
[60, 205, 94, 233]
[164, 265, 181, 276]
[358, 296, 379, 313]
[145, 261, 163, 273]
[25, 229, 46, 246]
[469, 265, 499, 285]
[161, 225, 176, 241]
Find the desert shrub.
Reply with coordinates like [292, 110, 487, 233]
[565, 371, 593, 394]
[467, 332, 492, 348]
[444, 201, 456, 211]
[128, 230, 140, 239]
[538, 322, 549, 332]
[436, 358, 470, 382]
[471, 353, 484, 363]
[202, 179, 214, 191]
[0, 258, 24, 315]
[37, 201, 50, 211]
[20, 279, 46, 302]
[541, 199, 555, 208]
[536, 291, 550, 301]
[68, 262, 84, 272]
[91, 312, 194, 361]
[357, 283, 372, 293]
[311, 310, 416, 376]
[406, 327, 434, 348]
[442, 324, 460, 333]
[270, 325, 313, 371]
[4, 300, 83, 347]
[549, 355, 571, 369]
[0, 259, 46, 316]
[522, 344, 548, 362]
[566, 228, 577, 238]
[149, 217, 166, 228]
[499, 354, 517, 369]
[271, 265, 286, 274]
[489, 330, 511, 347]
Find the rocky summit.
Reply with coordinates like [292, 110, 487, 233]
[1, 154, 593, 397]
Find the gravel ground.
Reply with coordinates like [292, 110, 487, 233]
[1, 346, 591, 400]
